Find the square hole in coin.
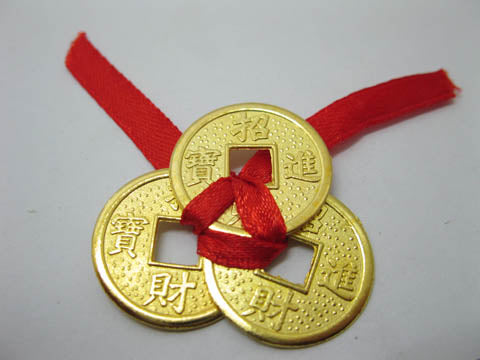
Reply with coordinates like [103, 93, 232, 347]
[229, 145, 278, 189]
[229, 148, 271, 174]
[264, 239, 315, 286]
[151, 220, 198, 267]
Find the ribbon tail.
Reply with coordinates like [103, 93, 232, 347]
[65, 32, 182, 169]
[306, 69, 459, 149]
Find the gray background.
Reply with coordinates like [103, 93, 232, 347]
[1, 1, 479, 359]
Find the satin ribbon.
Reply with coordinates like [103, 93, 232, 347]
[66, 32, 458, 269]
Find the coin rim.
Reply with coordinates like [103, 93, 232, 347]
[203, 194, 374, 346]
[170, 103, 332, 237]
[92, 169, 222, 330]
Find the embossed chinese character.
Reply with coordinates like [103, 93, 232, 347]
[241, 288, 298, 331]
[143, 273, 171, 306]
[230, 114, 269, 142]
[184, 146, 221, 186]
[164, 194, 179, 211]
[336, 263, 357, 292]
[302, 217, 322, 234]
[164, 184, 179, 211]
[318, 259, 358, 300]
[109, 213, 148, 258]
[143, 272, 196, 314]
[284, 150, 321, 182]
[302, 208, 327, 234]
[268, 291, 298, 331]
[167, 272, 196, 314]
[242, 287, 275, 321]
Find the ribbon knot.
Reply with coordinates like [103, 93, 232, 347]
[180, 150, 287, 269]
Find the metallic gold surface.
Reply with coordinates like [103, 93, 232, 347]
[204, 195, 373, 347]
[170, 103, 332, 237]
[92, 169, 222, 330]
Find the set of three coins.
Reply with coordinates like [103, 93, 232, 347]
[92, 103, 331, 330]
[92, 103, 373, 346]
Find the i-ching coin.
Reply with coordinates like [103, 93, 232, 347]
[170, 103, 332, 237]
[92, 169, 222, 330]
[203, 195, 373, 347]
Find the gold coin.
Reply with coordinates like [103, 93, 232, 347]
[92, 169, 222, 330]
[203, 195, 373, 347]
[170, 103, 332, 237]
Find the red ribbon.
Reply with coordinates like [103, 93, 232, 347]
[66, 32, 458, 269]
[182, 171, 287, 269]
[65, 33, 181, 169]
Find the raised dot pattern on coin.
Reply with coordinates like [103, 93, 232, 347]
[203, 195, 373, 346]
[92, 169, 221, 330]
[170, 103, 332, 236]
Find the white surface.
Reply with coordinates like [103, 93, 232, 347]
[1, 1, 479, 359]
